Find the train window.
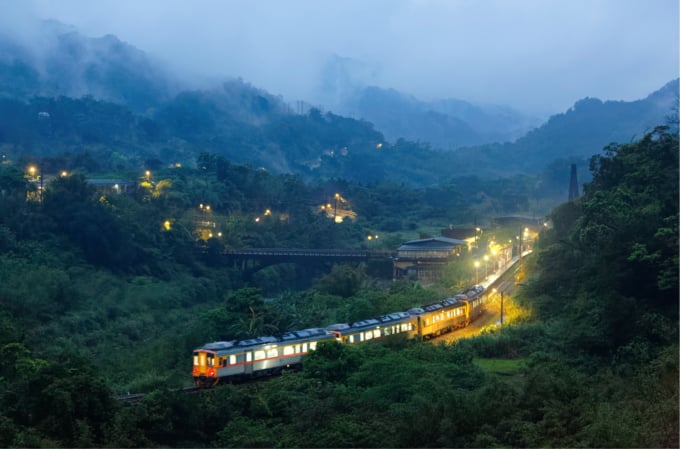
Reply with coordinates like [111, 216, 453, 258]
[254, 350, 265, 360]
[310, 342, 317, 350]
[284, 346, 294, 356]
[229, 355, 236, 365]
[207, 354, 214, 366]
[295, 344, 301, 353]
[302, 343, 308, 352]
[349, 335, 355, 344]
[267, 348, 278, 358]
[193, 354, 199, 366]
[246, 352, 252, 362]
[365, 331, 373, 341]
[374, 329, 381, 338]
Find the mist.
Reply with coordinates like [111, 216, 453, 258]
[2, 0, 678, 117]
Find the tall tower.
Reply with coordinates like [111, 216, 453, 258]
[568, 164, 579, 201]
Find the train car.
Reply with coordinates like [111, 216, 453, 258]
[194, 285, 489, 387]
[461, 285, 486, 322]
[192, 328, 334, 387]
[407, 296, 468, 339]
[326, 311, 416, 344]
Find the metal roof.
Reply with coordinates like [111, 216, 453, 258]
[398, 237, 466, 251]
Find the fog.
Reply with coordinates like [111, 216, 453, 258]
[2, 0, 678, 116]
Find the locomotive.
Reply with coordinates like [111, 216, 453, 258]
[192, 285, 487, 387]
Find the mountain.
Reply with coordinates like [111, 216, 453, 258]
[314, 55, 542, 149]
[0, 23, 676, 189]
[456, 79, 679, 175]
[0, 20, 178, 113]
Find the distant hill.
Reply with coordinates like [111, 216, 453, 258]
[0, 22, 676, 189]
[314, 55, 542, 149]
[339, 86, 542, 150]
[456, 79, 679, 174]
[0, 20, 177, 112]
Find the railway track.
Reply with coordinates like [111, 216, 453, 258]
[115, 385, 200, 402]
[116, 255, 530, 401]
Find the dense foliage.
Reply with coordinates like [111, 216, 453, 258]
[0, 126, 676, 447]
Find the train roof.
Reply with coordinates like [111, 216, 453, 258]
[423, 303, 443, 312]
[280, 328, 332, 341]
[237, 336, 278, 347]
[407, 307, 425, 315]
[196, 328, 334, 353]
[378, 311, 412, 322]
[440, 297, 466, 307]
[200, 341, 237, 351]
[350, 318, 380, 329]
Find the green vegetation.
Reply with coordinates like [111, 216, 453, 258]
[0, 126, 676, 447]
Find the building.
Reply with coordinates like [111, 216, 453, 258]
[393, 237, 466, 284]
[441, 226, 479, 251]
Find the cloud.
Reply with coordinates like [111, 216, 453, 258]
[4, 0, 679, 115]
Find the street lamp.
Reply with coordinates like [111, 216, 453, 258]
[334, 193, 340, 218]
[474, 260, 480, 284]
[28, 165, 43, 202]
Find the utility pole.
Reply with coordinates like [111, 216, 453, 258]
[519, 227, 523, 269]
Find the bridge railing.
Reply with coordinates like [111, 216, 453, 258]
[222, 248, 396, 259]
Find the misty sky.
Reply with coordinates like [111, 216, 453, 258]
[3, 0, 679, 116]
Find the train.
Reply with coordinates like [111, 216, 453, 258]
[192, 285, 487, 387]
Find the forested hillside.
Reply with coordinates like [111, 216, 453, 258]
[0, 126, 676, 447]
[0, 24, 676, 186]
[454, 79, 679, 174]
